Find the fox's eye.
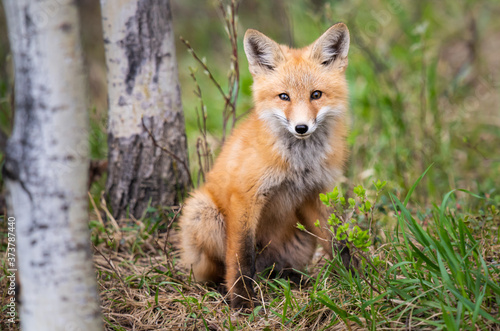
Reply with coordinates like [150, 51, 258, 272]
[311, 90, 322, 100]
[278, 93, 290, 101]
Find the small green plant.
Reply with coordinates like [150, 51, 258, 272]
[299, 180, 387, 258]
[303, 168, 500, 330]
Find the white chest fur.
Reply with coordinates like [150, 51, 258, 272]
[257, 123, 340, 207]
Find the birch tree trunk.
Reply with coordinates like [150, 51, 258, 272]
[2, 0, 102, 330]
[100, 0, 189, 220]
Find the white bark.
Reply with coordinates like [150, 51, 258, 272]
[101, 0, 184, 138]
[2, 0, 102, 330]
[101, 0, 189, 219]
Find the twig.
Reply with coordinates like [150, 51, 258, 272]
[100, 192, 121, 232]
[141, 117, 194, 189]
[298, 226, 331, 242]
[234, 253, 255, 309]
[180, 0, 241, 145]
[235, 107, 253, 122]
[92, 243, 131, 298]
[88, 191, 105, 227]
[368, 191, 381, 238]
[189, 69, 212, 185]
[180, 37, 228, 104]
[165, 204, 183, 244]
[352, 253, 382, 295]
[219, 0, 241, 130]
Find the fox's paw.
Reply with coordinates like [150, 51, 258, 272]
[280, 269, 310, 287]
[230, 294, 256, 311]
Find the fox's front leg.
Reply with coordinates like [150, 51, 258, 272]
[225, 195, 262, 309]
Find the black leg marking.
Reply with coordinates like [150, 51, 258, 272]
[280, 269, 310, 286]
[231, 232, 256, 309]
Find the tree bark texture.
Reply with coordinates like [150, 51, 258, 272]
[2, 0, 102, 330]
[100, 0, 189, 220]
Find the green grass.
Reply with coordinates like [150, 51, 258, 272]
[306, 173, 500, 330]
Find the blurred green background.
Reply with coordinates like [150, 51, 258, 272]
[0, 0, 499, 206]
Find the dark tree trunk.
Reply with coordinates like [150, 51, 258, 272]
[100, 0, 189, 220]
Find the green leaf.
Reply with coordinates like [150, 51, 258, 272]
[361, 291, 391, 310]
[319, 193, 329, 205]
[316, 293, 363, 325]
[447, 286, 498, 323]
[328, 187, 340, 203]
[353, 185, 366, 198]
[403, 164, 433, 207]
[374, 179, 387, 191]
[408, 240, 439, 272]
[441, 303, 458, 331]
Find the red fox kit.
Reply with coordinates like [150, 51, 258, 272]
[179, 23, 351, 308]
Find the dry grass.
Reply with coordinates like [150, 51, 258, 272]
[92, 221, 361, 331]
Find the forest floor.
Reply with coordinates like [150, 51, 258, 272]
[91, 188, 500, 330]
[1, 187, 499, 331]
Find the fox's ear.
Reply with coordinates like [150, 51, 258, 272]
[311, 23, 350, 70]
[244, 29, 285, 75]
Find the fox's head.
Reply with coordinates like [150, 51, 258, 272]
[244, 24, 350, 140]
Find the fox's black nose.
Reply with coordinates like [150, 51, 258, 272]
[295, 125, 309, 134]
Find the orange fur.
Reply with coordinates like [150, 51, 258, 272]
[179, 23, 351, 309]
